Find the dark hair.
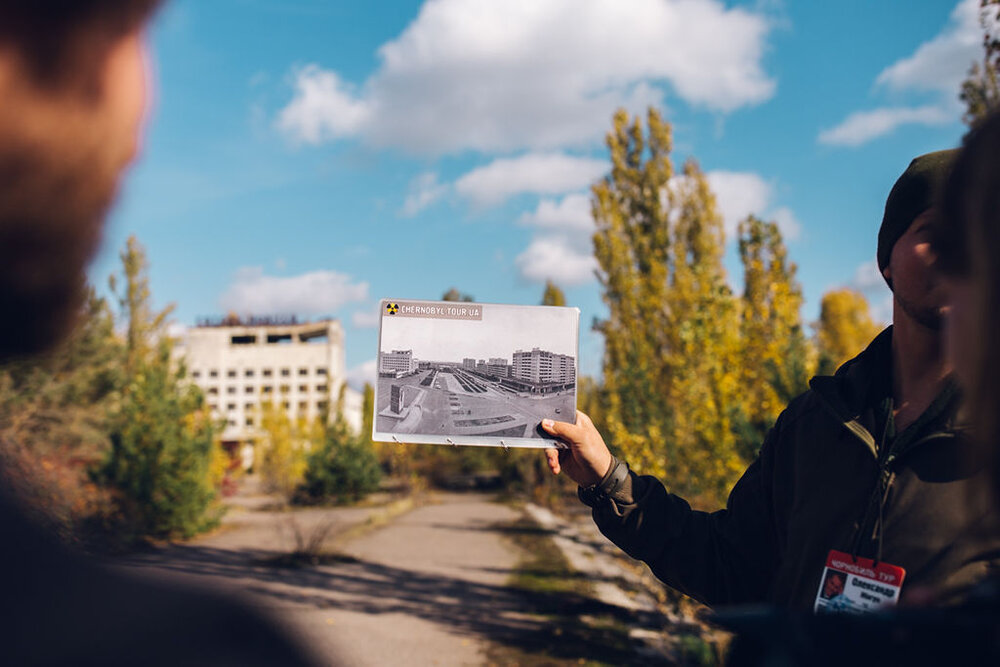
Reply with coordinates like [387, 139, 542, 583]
[0, 1, 162, 89]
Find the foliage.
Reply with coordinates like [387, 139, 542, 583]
[735, 216, 812, 457]
[256, 401, 316, 500]
[93, 345, 219, 539]
[442, 287, 475, 302]
[0, 290, 123, 462]
[961, 0, 1000, 127]
[92, 236, 222, 540]
[814, 289, 882, 376]
[592, 108, 747, 503]
[298, 414, 382, 505]
[541, 280, 567, 307]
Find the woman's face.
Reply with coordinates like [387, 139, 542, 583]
[944, 274, 981, 393]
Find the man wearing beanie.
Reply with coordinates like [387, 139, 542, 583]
[542, 150, 1000, 611]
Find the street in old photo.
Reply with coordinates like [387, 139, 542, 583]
[376, 347, 575, 440]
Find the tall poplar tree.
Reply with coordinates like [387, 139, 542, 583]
[736, 216, 811, 455]
[592, 109, 744, 502]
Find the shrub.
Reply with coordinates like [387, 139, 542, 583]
[297, 419, 381, 505]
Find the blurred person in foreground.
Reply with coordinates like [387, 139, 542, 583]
[541, 146, 1000, 612]
[0, 2, 320, 664]
[715, 110, 1000, 667]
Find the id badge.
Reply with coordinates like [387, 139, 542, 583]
[813, 550, 906, 614]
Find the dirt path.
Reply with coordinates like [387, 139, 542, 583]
[112, 485, 686, 665]
[115, 491, 527, 665]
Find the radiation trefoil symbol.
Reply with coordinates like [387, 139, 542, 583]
[386, 303, 399, 315]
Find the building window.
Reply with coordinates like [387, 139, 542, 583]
[245, 386, 254, 394]
[226, 403, 236, 411]
[316, 384, 328, 393]
[208, 403, 218, 411]
[262, 386, 273, 394]
[298, 367, 309, 376]
[316, 368, 328, 376]
[227, 387, 236, 395]
[280, 368, 290, 377]
[262, 369, 273, 378]
[207, 387, 219, 396]
[245, 369, 255, 378]
[280, 385, 290, 394]
[298, 384, 308, 393]
[317, 401, 328, 412]
[227, 419, 236, 427]
[298, 401, 308, 411]
[209, 369, 219, 379]
[192, 370, 201, 379]
[245, 417, 254, 426]
[245, 403, 254, 411]
[227, 369, 237, 378]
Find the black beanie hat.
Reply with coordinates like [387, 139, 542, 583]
[877, 149, 957, 277]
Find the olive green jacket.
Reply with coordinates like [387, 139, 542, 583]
[589, 327, 1000, 610]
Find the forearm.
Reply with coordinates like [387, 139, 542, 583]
[584, 463, 775, 607]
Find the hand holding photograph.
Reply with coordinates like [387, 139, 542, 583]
[373, 299, 579, 448]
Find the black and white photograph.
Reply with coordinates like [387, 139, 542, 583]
[373, 299, 579, 448]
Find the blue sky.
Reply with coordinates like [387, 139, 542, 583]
[92, 0, 991, 386]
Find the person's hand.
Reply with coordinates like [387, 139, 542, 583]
[541, 410, 613, 487]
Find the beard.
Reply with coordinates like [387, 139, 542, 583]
[896, 290, 945, 331]
[0, 91, 123, 360]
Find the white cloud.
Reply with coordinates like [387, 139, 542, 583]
[219, 267, 369, 316]
[515, 234, 598, 286]
[519, 193, 594, 232]
[277, 0, 775, 155]
[704, 170, 801, 240]
[817, 105, 954, 147]
[351, 308, 381, 329]
[769, 206, 802, 241]
[454, 153, 606, 208]
[346, 358, 377, 391]
[817, 0, 993, 148]
[277, 65, 370, 144]
[401, 171, 449, 216]
[875, 0, 984, 95]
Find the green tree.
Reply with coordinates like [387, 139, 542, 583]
[298, 414, 381, 505]
[961, 0, 1000, 127]
[93, 236, 221, 540]
[814, 289, 882, 376]
[735, 216, 812, 455]
[541, 280, 567, 307]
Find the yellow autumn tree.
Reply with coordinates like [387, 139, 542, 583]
[256, 401, 319, 500]
[541, 280, 567, 307]
[736, 216, 813, 456]
[592, 108, 744, 504]
[814, 289, 883, 375]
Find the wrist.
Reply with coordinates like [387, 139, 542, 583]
[577, 456, 629, 507]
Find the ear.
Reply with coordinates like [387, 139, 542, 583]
[881, 265, 891, 282]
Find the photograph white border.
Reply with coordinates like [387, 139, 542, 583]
[372, 299, 579, 448]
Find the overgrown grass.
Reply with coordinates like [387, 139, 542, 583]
[487, 515, 636, 666]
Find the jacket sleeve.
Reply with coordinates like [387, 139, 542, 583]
[590, 412, 785, 607]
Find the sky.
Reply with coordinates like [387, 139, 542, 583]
[92, 0, 993, 389]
